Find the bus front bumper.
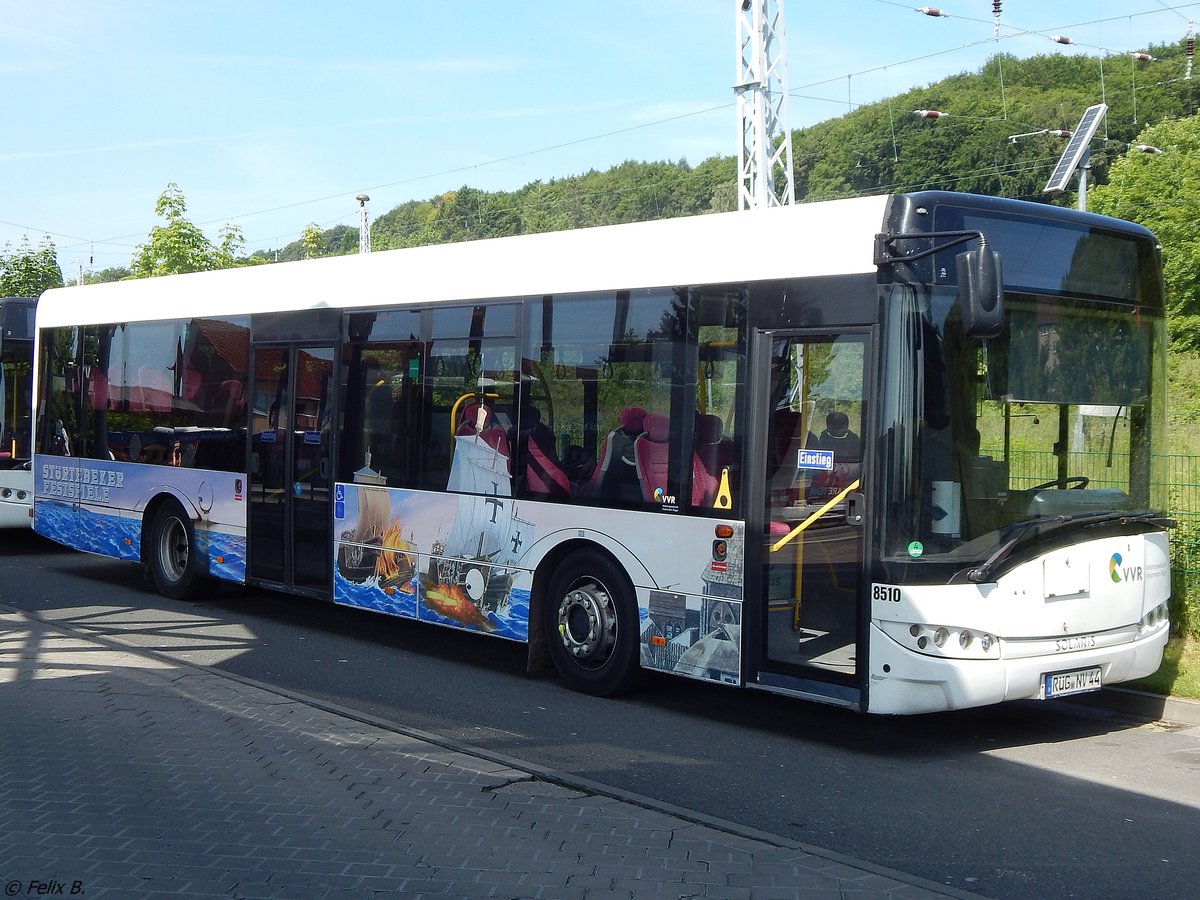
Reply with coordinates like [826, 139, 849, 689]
[865, 619, 1170, 714]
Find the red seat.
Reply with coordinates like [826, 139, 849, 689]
[635, 413, 732, 509]
[456, 402, 510, 472]
[634, 413, 672, 502]
[518, 407, 570, 498]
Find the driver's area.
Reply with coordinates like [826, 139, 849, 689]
[972, 399, 1144, 530]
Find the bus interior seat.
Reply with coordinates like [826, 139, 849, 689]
[691, 456, 718, 508]
[695, 413, 733, 471]
[517, 406, 571, 498]
[634, 413, 672, 502]
[692, 413, 727, 506]
[772, 409, 802, 470]
[635, 413, 732, 508]
[584, 406, 646, 500]
[456, 401, 511, 470]
[561, 443, 592, 485]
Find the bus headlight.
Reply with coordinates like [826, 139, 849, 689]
[878, 620, 1001, 659]
[1138, 602, 1170, 633]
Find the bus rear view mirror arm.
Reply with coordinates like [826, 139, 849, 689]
[873, 229, 1004, 339]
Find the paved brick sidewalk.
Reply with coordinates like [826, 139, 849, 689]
[0, 610, 968, 899]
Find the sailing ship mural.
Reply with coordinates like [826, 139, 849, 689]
[424, 425, 534, 634]
[335, 485, 416, 588]
[333, 412, 743, 674]
[333, 426, 532, 640]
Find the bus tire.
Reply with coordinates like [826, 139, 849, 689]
[543, 548, 642, 697]
[148, 499, 204, 601]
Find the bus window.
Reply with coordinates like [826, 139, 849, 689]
[426, 338, 518, 493]
[338, 304, 520, 496]
[522, 287, 746, 514]
[81, 318, 249, 471]
[692, 292, 746, 512]
[38, 326, 81, 458]
[339, 341, 423, 488]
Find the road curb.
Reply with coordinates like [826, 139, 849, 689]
[1065, 685, 1200, 726]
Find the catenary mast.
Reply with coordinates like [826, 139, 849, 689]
[735, 0, 795, 209]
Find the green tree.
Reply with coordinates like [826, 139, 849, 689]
[1089, 112, 1200, 350]
[129, 183, 248, 277]
[263, 224, 357, 261]
[0, 234, 64, 296]
[85, 266, 132, 284]
[300, 222, 324, 259]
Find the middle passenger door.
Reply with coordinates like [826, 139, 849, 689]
[248, 343, 337, 596]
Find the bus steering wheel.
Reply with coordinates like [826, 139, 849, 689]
[1029, 476, 1089, 491]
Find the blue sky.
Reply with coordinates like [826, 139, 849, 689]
[3, 1, 1197, 277]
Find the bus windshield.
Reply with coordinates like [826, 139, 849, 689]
[1, 298, 35, 465]
[878, 235, 1165, 579]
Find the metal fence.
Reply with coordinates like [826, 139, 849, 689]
[993, 448, 1200, 634]
[996, 450, 1198, 505]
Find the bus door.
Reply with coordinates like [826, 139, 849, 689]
[248, 344, 336, 596]
[751, 330, 868, 704]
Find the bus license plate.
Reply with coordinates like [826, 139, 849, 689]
[1044, 666, 1103, 699]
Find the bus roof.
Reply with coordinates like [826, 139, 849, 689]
[37, 194, 891, 328]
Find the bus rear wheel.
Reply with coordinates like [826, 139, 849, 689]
[149, 499, 204, 601]
[543, 549, 641, 697]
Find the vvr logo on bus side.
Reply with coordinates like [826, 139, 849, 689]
[1109, 552, 1143, 584]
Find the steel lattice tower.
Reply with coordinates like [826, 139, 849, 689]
[735, 0, 795, 209]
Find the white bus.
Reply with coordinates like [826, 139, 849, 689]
[32, 191, 1173, 713]
[1, 296, 35, 527]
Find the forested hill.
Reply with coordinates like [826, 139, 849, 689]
[267, 37, 1200, 262]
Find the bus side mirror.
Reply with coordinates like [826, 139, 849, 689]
[957, 248, 1004, 338]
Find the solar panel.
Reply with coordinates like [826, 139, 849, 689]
[1044, 103, 1107, 194]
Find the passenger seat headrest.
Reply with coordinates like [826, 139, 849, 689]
[645, 414, 671, 443]
[620, 406, 647, 433]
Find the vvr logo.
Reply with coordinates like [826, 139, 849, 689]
[1110, 552, 1143, 584]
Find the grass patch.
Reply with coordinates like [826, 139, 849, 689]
[1126, 637, 1200, 700]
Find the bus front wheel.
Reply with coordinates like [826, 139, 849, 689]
[148, 500, 204, 601]
[543, 549, 641, 697]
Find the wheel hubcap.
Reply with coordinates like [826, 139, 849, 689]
[160, 516, 189, 582]
[556, 580, 617, 668]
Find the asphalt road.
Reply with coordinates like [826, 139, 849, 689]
[4, 528, 1199, 899]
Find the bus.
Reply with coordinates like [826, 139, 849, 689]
[31, 191, 1173, 714]
[1, 296, 35, 528]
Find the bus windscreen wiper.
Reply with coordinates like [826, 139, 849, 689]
[966, 510, 1173, 584]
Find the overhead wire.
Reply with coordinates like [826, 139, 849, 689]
[21, 1, 1200, 263]
[65, 7, 1200, 256]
